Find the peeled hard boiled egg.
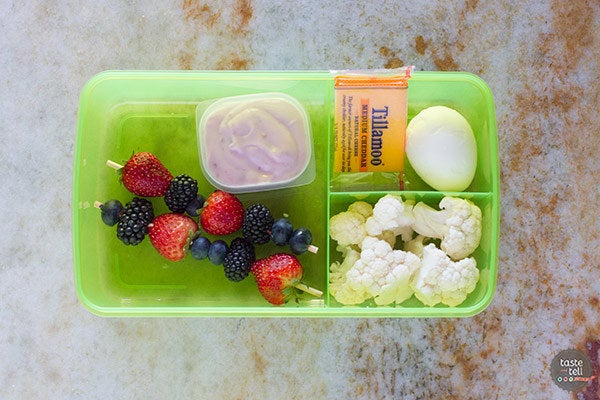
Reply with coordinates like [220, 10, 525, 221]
[406, 106, 477, 191]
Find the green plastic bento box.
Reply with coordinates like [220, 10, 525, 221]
[73, 70, 499, 317]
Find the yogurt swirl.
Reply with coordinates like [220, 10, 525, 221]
[201, 94, 311, 189]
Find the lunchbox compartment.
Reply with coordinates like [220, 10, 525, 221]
[327, 191, 497, 316]
[330, 72, 497, 194]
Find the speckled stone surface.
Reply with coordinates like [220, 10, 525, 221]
[1, 1, 599, 399]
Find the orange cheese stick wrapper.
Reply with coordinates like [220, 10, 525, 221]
[333, 70, 410, 173]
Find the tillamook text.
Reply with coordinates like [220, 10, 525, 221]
[333, 73, 409, 173]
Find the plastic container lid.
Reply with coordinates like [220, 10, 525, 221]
[197, 92, 315, 193]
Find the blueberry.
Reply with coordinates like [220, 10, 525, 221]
[208, 240, 228, 265]
[271, 218, 294, 246]
[289, 227, 313, 255]
[100, 199, 123, 226]
[189, 236, 211, 260]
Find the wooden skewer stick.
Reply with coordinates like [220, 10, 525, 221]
[294, 283, 323, 298]
[106, 160, 123, 170]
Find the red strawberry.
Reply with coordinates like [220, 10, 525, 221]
[148, 213, 198, 262]
[200, 190, 244, 235]
[250, 253, 322, 305]
[119, 152, 173, 197]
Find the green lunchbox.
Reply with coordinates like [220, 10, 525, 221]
[73, 70, 499, 317]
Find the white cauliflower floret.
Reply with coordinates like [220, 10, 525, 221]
[410, 244, 479, 307]
[365, 194, 415, 242]
[348, 200, 396, 247]
[329, 210, 367, 247]
[412, 196, 482, 260]
[330, 201, 395, 248]
[347, 201, 373, 218]
[329, 248, 366, 305]
[345, 237, 420, 305]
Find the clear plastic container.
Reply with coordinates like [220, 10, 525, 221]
[73, 70, 499, 317]
[197, 92, 315, 193]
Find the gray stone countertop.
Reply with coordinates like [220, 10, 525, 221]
[1, 1, 598, 399]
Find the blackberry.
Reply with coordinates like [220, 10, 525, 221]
[164, 174, 198, 213]
[242, 204, 274, 244]
[116, 197, 154, 245]
[223, 238, 255, 282]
